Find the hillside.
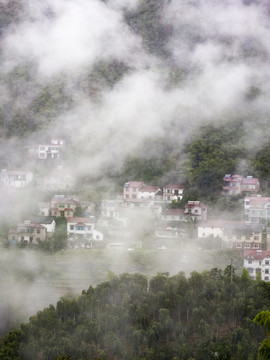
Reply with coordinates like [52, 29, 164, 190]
[0, 0, 269, 195]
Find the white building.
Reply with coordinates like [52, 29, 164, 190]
[137, 185, 162, 200]
[38, 138, 65, 159]
[244, 196, 270, 224]
[243, 250, 270, 281]
[163, 184, 185, 202]
[0, 169, 33, 188]
[67, 217, 103, 242]
[197, 221, 224, 239]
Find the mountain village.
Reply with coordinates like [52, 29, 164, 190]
[1, 138, 270, 281]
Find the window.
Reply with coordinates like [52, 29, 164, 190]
[245, 243, 250, 248]
[265, 276, 269, 281]
[70, 225, 74, 230]
[59, 204, 65, 208]
[236, 243, 242, 248]
[36, 238, 40, 242]
[87, 226, 92, 231]
[125, 194, 129, 199]
[265, 269, 269, 274]
[37, 229, 40, 234]
[254, 235, 260, 241]
[254, 243, 259, 249]
[248, 258, 253, 264]
[132, 194, 136, 199]
[265, 260, 269, 265]
[76, 226, 85, 231]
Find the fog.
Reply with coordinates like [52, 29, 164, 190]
[0, 0, 270, 333]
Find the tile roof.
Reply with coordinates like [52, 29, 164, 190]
[124, 181, 144, 188]
[243, 250, 270, 260]
[163, 209, 185, 215]
[139, 185, 160, 193]
[164, 184, 185, 189]
[67, 217, 95, 223]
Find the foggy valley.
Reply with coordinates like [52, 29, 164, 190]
[1, 0, 270, 359]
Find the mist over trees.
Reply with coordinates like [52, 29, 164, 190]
[1, 0, 270, 358]
[1, 269, 269, 360]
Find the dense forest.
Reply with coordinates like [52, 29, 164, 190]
[0, 269, 270, 360]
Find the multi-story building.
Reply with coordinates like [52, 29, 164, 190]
[244, 196, 270, 224]
[67, 217, 103, 248]
[38, 138, 65, 159]
[184, 201, 207, 221]
[163, 184, 185, 202]
[137, 185, 162, 200]
[123, 181, 144, 200]
[222, 222, 264, 250]
[50, 195, 79, 218]
[0, 169, 33, 188]
[197, 220, 224, 239]
[223, 174, 260, 196]
[8, 220, 47, 244]
[243, 250, 270, 281]
[161, 209, 188, 223]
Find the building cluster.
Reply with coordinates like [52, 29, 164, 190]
[4, 164, 270, 281]
[223, 174, 260, 196]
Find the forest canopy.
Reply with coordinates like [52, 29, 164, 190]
[0, 268, 269, 360]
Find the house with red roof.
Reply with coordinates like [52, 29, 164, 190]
[50, 195, 79, 218]
[67, 217, 103, 248]
[222, 221, 264, 250]
[137, 185, 162, 200]
[184, 201, 207, 221]
[243, 250, 270, 281]
[8, 220, 47, 244]
[223, 174, 260, 196]
[161, 208, 188, 222]
[123, 181, 144, 200]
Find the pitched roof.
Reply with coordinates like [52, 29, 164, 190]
[246, 196, 270, 208]
[124, 181, 144, 188]
[163, 209, 185, 215]
[164, 184, 185, 189]
[18, 223, 46, 229]
[67, 217, 95, 224]
[242, 177, 259, 185]
[139, 185, 160, 193]
[243, 250, 270, 260]
[185, 201, 206, 209]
